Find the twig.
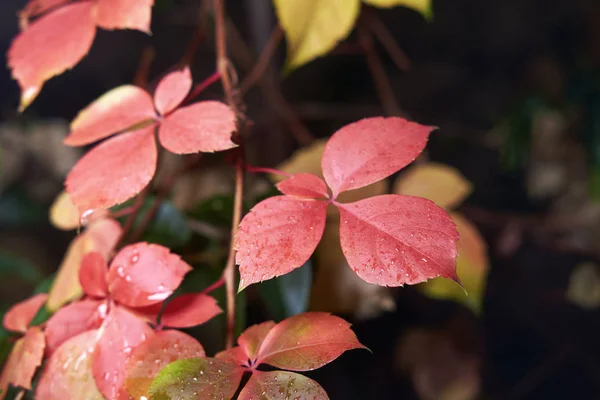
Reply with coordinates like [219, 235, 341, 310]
[246, 165, 290, 177]
[202, 276, 225, 295]
[365, 10, 411, 72]
[358, 27, 405, 117]
[239, 25, 284, 95]
[214, 0, 244, 349]
[181, 71, 222, 107]
[133, 46, 156, 87]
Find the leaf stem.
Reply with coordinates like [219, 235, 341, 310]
[202, 276, 225, 295]
[245, 164, 291, 178]
[181, 71, 222, 106]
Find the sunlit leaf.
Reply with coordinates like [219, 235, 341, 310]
[2, 294, 47, 333]
[158, 101, 237, 154]
[47, 235, 88, 311]
[154, 67, 192, 116]
[362, 0, 433, 20]
[35, 330, 104, 400]
[94, 0, 153, 32]
[66, 125, 157, 212]
[255, 312, 365, 371]
[92, 305, 153, 400]
[273, 0, 360, 70]
[393, 163, 472, 210]
[338, 195, 459, 286]
[125, 330, 205, 399]
[238, 370, 328, 400]
[65, 85, 156, 146]
[49, 191, 83, 230]
[45, 299, 105, 354]
[8, 1, 96, 109]
[159, 293, 222, 328]
[148, 358, 244, 400]
[322, 117, 433, 197]
[107, 242, 192, 308]
[235, 196, 327, 290]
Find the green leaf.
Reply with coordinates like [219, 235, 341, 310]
[0, 253, 42, 283]
[259, 261, 312, 321]
[188, 195, 235, 227]
[33, 273, 56, 295]
[148, 358, 244, 400]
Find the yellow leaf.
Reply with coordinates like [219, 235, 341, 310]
[49, 191, 81, 231]
[394, 162, 472, 210]
[274, 0, 361, 70]
[47, 218, 121, 311]
[362, 0, 433, 20]
[419, 213, 488, 313]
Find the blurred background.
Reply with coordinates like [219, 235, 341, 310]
[2, 0, 600, 399]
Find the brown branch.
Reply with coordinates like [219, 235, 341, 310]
[365, 11, 411, 72]
[133, 46, 156, 87]
[214, 0, 244, 350]
[358, 27, 405, 117]
[239, 25, 284, 95]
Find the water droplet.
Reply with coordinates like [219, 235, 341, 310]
[125, 275, 131, 282]
[116, 266, 125, 277]
[421, 258, 427, 263]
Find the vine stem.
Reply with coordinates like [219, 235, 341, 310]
[214, 0, 244, 349]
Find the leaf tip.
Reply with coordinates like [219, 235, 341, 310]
[19, 85, 40, 111]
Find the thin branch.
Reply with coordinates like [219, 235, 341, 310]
[239, 25, 284, 95]
[214, 0, 244, 349]
[202, 276, 225, 295]
[133, 46, 156, 87]
[358, 27, 405, 117]
[180, 71, 222, 107]
[365, 11, 411, 72]
[246, 164, 291, 177]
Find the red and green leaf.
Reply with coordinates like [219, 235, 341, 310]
[238, 321, 276, 361]
[238, 370, 328, 400]
[125, 330, 205, 399]
[107, 242, 192, 308]
[338, 195, 459, 286]
[158, 293, 222, 328]
[235, 196, 327, 290]
[2, 294, 47, 333]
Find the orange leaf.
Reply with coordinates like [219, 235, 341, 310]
[8, 1, 96, 110]
[66, 125, 157, 212]
[2, 294, 47, 333]
[94, 0, 153, 32]
[158, 101, 237, 154]
[0, 327, 45, 397]
[65, 85, 156, 146]
[154, 67, 192, 116]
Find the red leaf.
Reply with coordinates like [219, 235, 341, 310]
[238, 321, 276, 361]
[92, 305, 153, 400]
[2, 294, 47, 333]
[255, 312, 365, 371]
[64, 85, 156, 146]
[338, 195, 459, 286]
[8, 1, 96, 109]
[235, 196, 327, 290]
[0, 327, 45, 395]
[158, 101, 237, 154]
[238, 371, 329, 400]
[321, 117, 433, 197]
[125, 330, 205, 399]
[159, 293, 222, 328]
[21, 0, 71, 18]
[107, 242, 192, 308]
[276, 173, 329, 199]
[147, 358, 244, 400]
[79, 252, 108, 298]
[65, 125, 157, 212]
[214, 346, 248, 366]
[94, 0, 153, 32]
[85, 218, 123, 259]
[36, 330, 105, 400]
[154, 67, 192, 116]
[45, 299, 106, 354]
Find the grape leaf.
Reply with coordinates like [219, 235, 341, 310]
[92, 305, 153, 400]
[235, 196, 327, 291]
[158, 101, 237, 154]
[322, 117, 433, 197]
[238, 370, 328, 400]
[79, 252, 109, 298]
[94, 0, 153, 32]
[148, 358, 244, 400]
[44, 299, 106, 354]
[338, 195, 459, 286]
[276, 173, 329, 199]
[64, 85, 156, 146]
[2, 294, 47, 333]
[154, 67, 192, 116]
[125, 330, 205, 399]
[35, 330, 104, 400]
[107, 242, 191, 308]
[159, 293, 222, 328]
[66, 125, 157, 212]
[273, 0, 360, 70]
[8, 1, 96, 109]
[0, 327, 44, 395]
[255, 312, 365, 371]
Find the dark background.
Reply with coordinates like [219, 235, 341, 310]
[2, 0, 600, 399]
